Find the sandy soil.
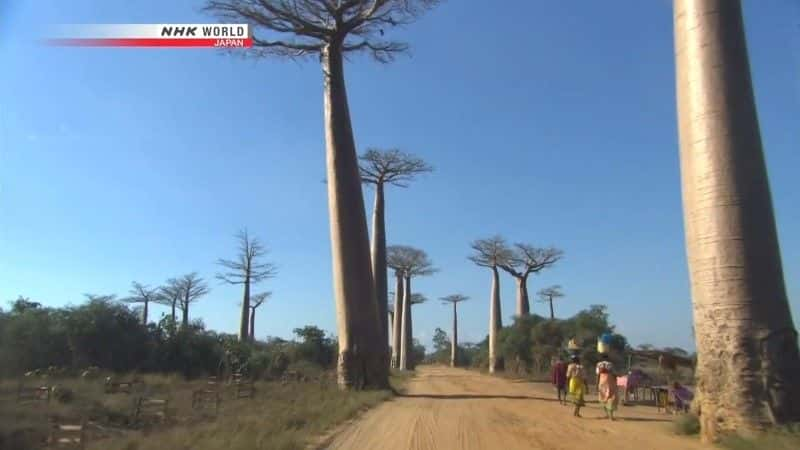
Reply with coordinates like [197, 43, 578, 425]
[323, 365, 708, 450]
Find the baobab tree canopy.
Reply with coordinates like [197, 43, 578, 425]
[204, 0, 442, 61]
[359, 149, 433, 187]
[386, 245, 437, 276]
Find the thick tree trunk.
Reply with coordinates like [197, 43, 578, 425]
[170, 301, 176, 323]
[239, 276, 250, 341]
[489, 266, 502, 373]
[249, 307, 256, 342]
[451, 302, 458, 367]
[548, 298, 554, 320]
[674, 0, 800, 441]
[322, 42, 388, 390]
[399, 276, 411, 370]
[515, 276, 530, 317]
[388, 311, 394, 344]
[391, 272, 404, 368]
[142, 299, 148, 325]
[181, 304, 189, 328]
[370, 182, 390, 367]
[407, 294, 415, 370]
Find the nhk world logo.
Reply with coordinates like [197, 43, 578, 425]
[45, 24, 252, 48]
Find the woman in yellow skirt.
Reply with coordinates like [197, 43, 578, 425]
[566, 355, 586, 417]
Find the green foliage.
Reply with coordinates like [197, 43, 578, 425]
[432, 328, 450, 354]
[0, 296, 340, 380]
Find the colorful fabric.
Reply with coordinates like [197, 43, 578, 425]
[552, 361, 567, 388]
[598, 372, 619, 412]
[568, 376, 586, 406]
[596, 360, 613, 375]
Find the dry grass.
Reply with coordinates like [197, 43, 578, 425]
[719, 425, 800, 450]
[1, 371, 409, 450]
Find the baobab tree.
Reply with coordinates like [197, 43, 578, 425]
[387, 245, 436, 370]
[674, 0, 800, 440]
[406, 293, 427, 370]
[248, 291, 271, 341]
[157, 279, 182, 324]
[537, 285, 564, 320]
[469, 236, 513, 373]
[122, 282, 158, 324]
[177, 272, 209, 328]
[388, 271, 405, 368]
[360, 148, 432, 367]
[216, 229, 277, 341]
[204, 0, 441, 391]
[441, 294, 469, 367]
[498, 244, 563, 317]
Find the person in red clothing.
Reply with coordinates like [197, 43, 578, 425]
[551, 356, 568, 405]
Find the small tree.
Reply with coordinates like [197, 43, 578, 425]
[537, 285, 564, 320]
[498, 245, 563, 317]
[248, 291, 271, 342]
[468, 236, 513, 373]
[177, 273, 210, 328]
[122, 282, 158, 324]
[387, 245, 436, 370]
[217, 229, 277, 341]
[360, 148, 432, 369]
[441, 294, 469, 367]
[204, 0, 441, 391]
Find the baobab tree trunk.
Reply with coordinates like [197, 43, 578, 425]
[170, 301, 176, 324]
[239, 276, 250, 341]
[548, 297, 554, 320]
[399, 276, 411, 370]
[181, 305, 189, 328]
[515, 276, 530, 317]
[249, 307, 256, 342]
[322, 42, 388, 389]
[142, 299, 148, 325]
[370, 182, 390, 367]
[489, 266, 502, 373]
[451, 302, 458, 367]
[388, 311, 394, 344]
[391, 272, 404, 368]
[407, 293, 415, 370]
[674, 0, 800, 441]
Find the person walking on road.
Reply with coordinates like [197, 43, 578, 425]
[551, 356, 568, 405]
[566, 355, 587, 417]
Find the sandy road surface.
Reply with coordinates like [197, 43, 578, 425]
[324, 365, 707, 450]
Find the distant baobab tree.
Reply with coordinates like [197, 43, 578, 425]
[157, 279, 182, 324]
[469, 236, 513, 373]
[498, 245, 563, 316]
[537, 285, 564, 320]
[122, 282, 158, 324]
[83, 293, 117, 303]
[407, 293, 427, 370]
[388, 271, 404, 368]
[360, 148, 432, 368]
[177, 273, 209, 328]
[248, 291, 271, 342]
[674, 0, 800, 440]
[441, 294, 469, 367]
[204, 0, 441, 391]
[216, 229, 277, 341]
[387, 245, 436, 371]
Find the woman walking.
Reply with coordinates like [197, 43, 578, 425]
[551, 356, 568, 405]
[566, 355, 586, 417]
[597, 354, 619, 420]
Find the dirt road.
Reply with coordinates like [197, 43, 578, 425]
[324, 365, 707, 450]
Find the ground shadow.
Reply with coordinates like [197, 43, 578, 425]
[399, 393, 562, 402]
[616, 417, 672, 423]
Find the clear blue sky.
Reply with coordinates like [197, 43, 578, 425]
[1, 1, 798, 352]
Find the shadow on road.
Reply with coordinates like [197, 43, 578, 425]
[399, 393, 562, 402]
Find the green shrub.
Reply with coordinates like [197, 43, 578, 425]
[673, 413, 700, 435]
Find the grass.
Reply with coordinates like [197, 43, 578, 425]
[1, 369, 410, 450]
[718, 425, 800, 450]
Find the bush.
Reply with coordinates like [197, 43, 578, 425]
[673, 413, 700, 435]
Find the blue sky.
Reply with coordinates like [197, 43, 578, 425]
[1, 1, 798, 352]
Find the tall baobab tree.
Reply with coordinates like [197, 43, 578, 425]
[216, 229, 277, 342]
[441, 294, 469, 367]
[537, 285, 564, 320]
[157, 279, 182, 324]
[177, 273, 210, 328]
[406, 293, 427, 370]
[469, 236, 513, 373]
[204, 0, 441, 391]
[122, 282, 158, 324]
[388, 271, 405, 368]
[498, 245, 563, 317]
[674, 0, 800, 440]
[360, 148, 432, 368]
[248, 291, 271, 341]
[387, 245, 436, 371]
